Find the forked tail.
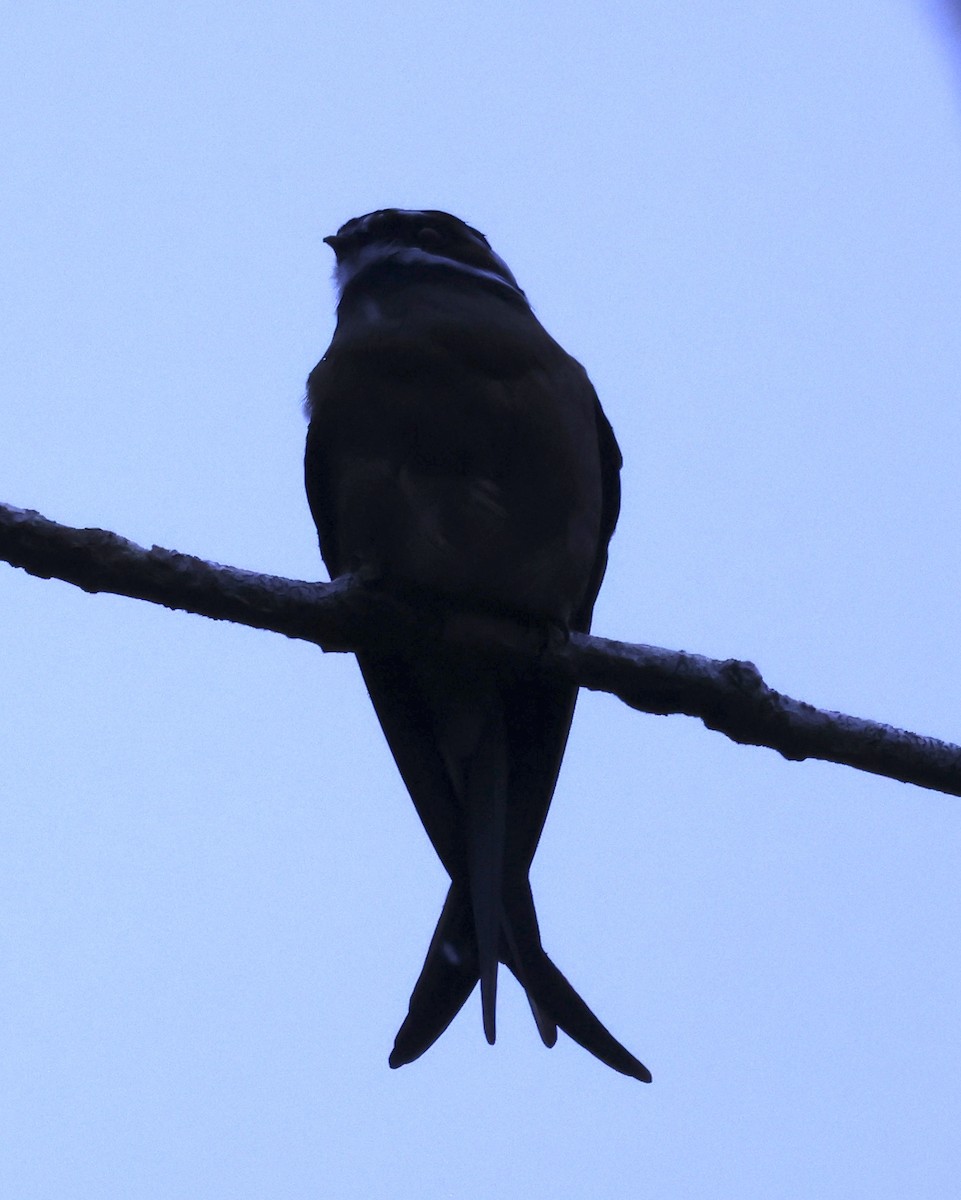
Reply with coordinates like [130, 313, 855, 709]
[389, 879, 651, 1083]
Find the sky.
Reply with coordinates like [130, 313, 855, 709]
[2, 2, 960, 1196]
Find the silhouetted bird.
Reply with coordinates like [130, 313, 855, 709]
[305, 209, 649, 1082]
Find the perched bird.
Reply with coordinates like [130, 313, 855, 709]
[305, 209, 649, 1082]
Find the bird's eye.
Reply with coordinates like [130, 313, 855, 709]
[418, 226, 442, 248]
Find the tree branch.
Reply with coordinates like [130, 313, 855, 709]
[3, 500, 959, 798]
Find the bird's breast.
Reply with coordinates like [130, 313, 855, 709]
[308, 294, 605, 623]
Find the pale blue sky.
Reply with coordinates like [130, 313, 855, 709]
[2, 3, 960, 1197]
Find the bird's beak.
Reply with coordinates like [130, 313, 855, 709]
[323, 233, 345, 254]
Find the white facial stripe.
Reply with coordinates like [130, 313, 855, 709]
[482, 246, 519, 287]
[334, 241, 524, 299]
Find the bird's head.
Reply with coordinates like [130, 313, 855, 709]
[324, 209, 525, 301]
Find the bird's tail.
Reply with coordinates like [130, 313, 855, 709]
[389, 878, 651, 1083]
[463, 699, 508, 1045]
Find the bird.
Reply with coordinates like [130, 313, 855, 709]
[304, 208, 650, 1082]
